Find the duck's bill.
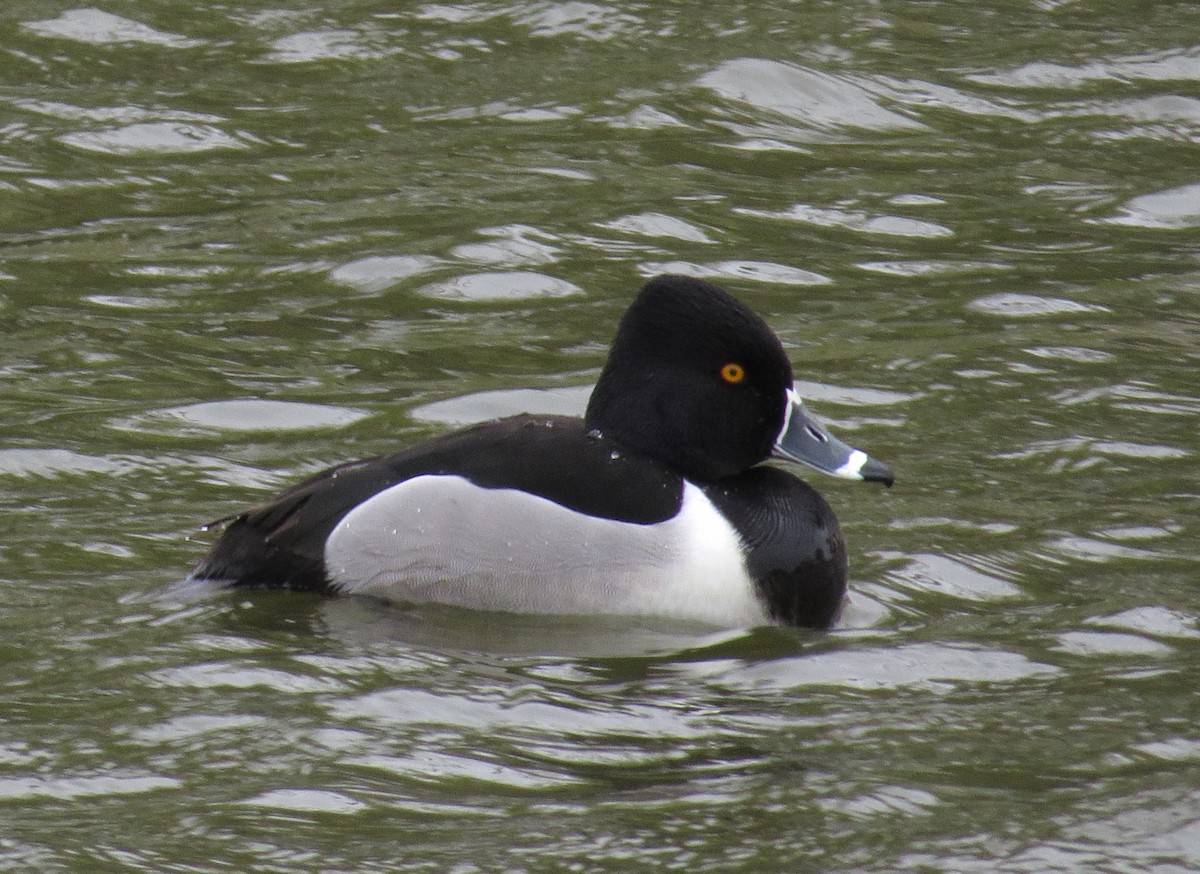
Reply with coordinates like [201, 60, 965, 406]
[773, 390, 894, 487]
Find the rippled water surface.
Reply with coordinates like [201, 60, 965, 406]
[2, 2, 1199, 871]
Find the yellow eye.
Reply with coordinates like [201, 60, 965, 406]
[720, 362, 746, 384]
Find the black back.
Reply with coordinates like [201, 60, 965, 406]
[192, 415, 685, 591]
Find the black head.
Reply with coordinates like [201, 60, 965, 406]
[585, 275, 794, 481]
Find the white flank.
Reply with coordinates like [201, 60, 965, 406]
[324, 476, 766, 627]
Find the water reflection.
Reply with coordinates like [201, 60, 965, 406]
[22, 8, 204, 47]
[1102, 182, 1200, 229]
[699, 58, 927, 133]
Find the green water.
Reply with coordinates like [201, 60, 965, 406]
[2, 2, 1199, 871]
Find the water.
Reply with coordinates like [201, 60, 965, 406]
[2, 2, 1198, 871]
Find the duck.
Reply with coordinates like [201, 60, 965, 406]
[189, 274, 893, 629]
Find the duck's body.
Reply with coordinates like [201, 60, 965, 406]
[191, 275, 892, 629]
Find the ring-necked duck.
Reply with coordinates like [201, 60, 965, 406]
[190, 274, 893, 628]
